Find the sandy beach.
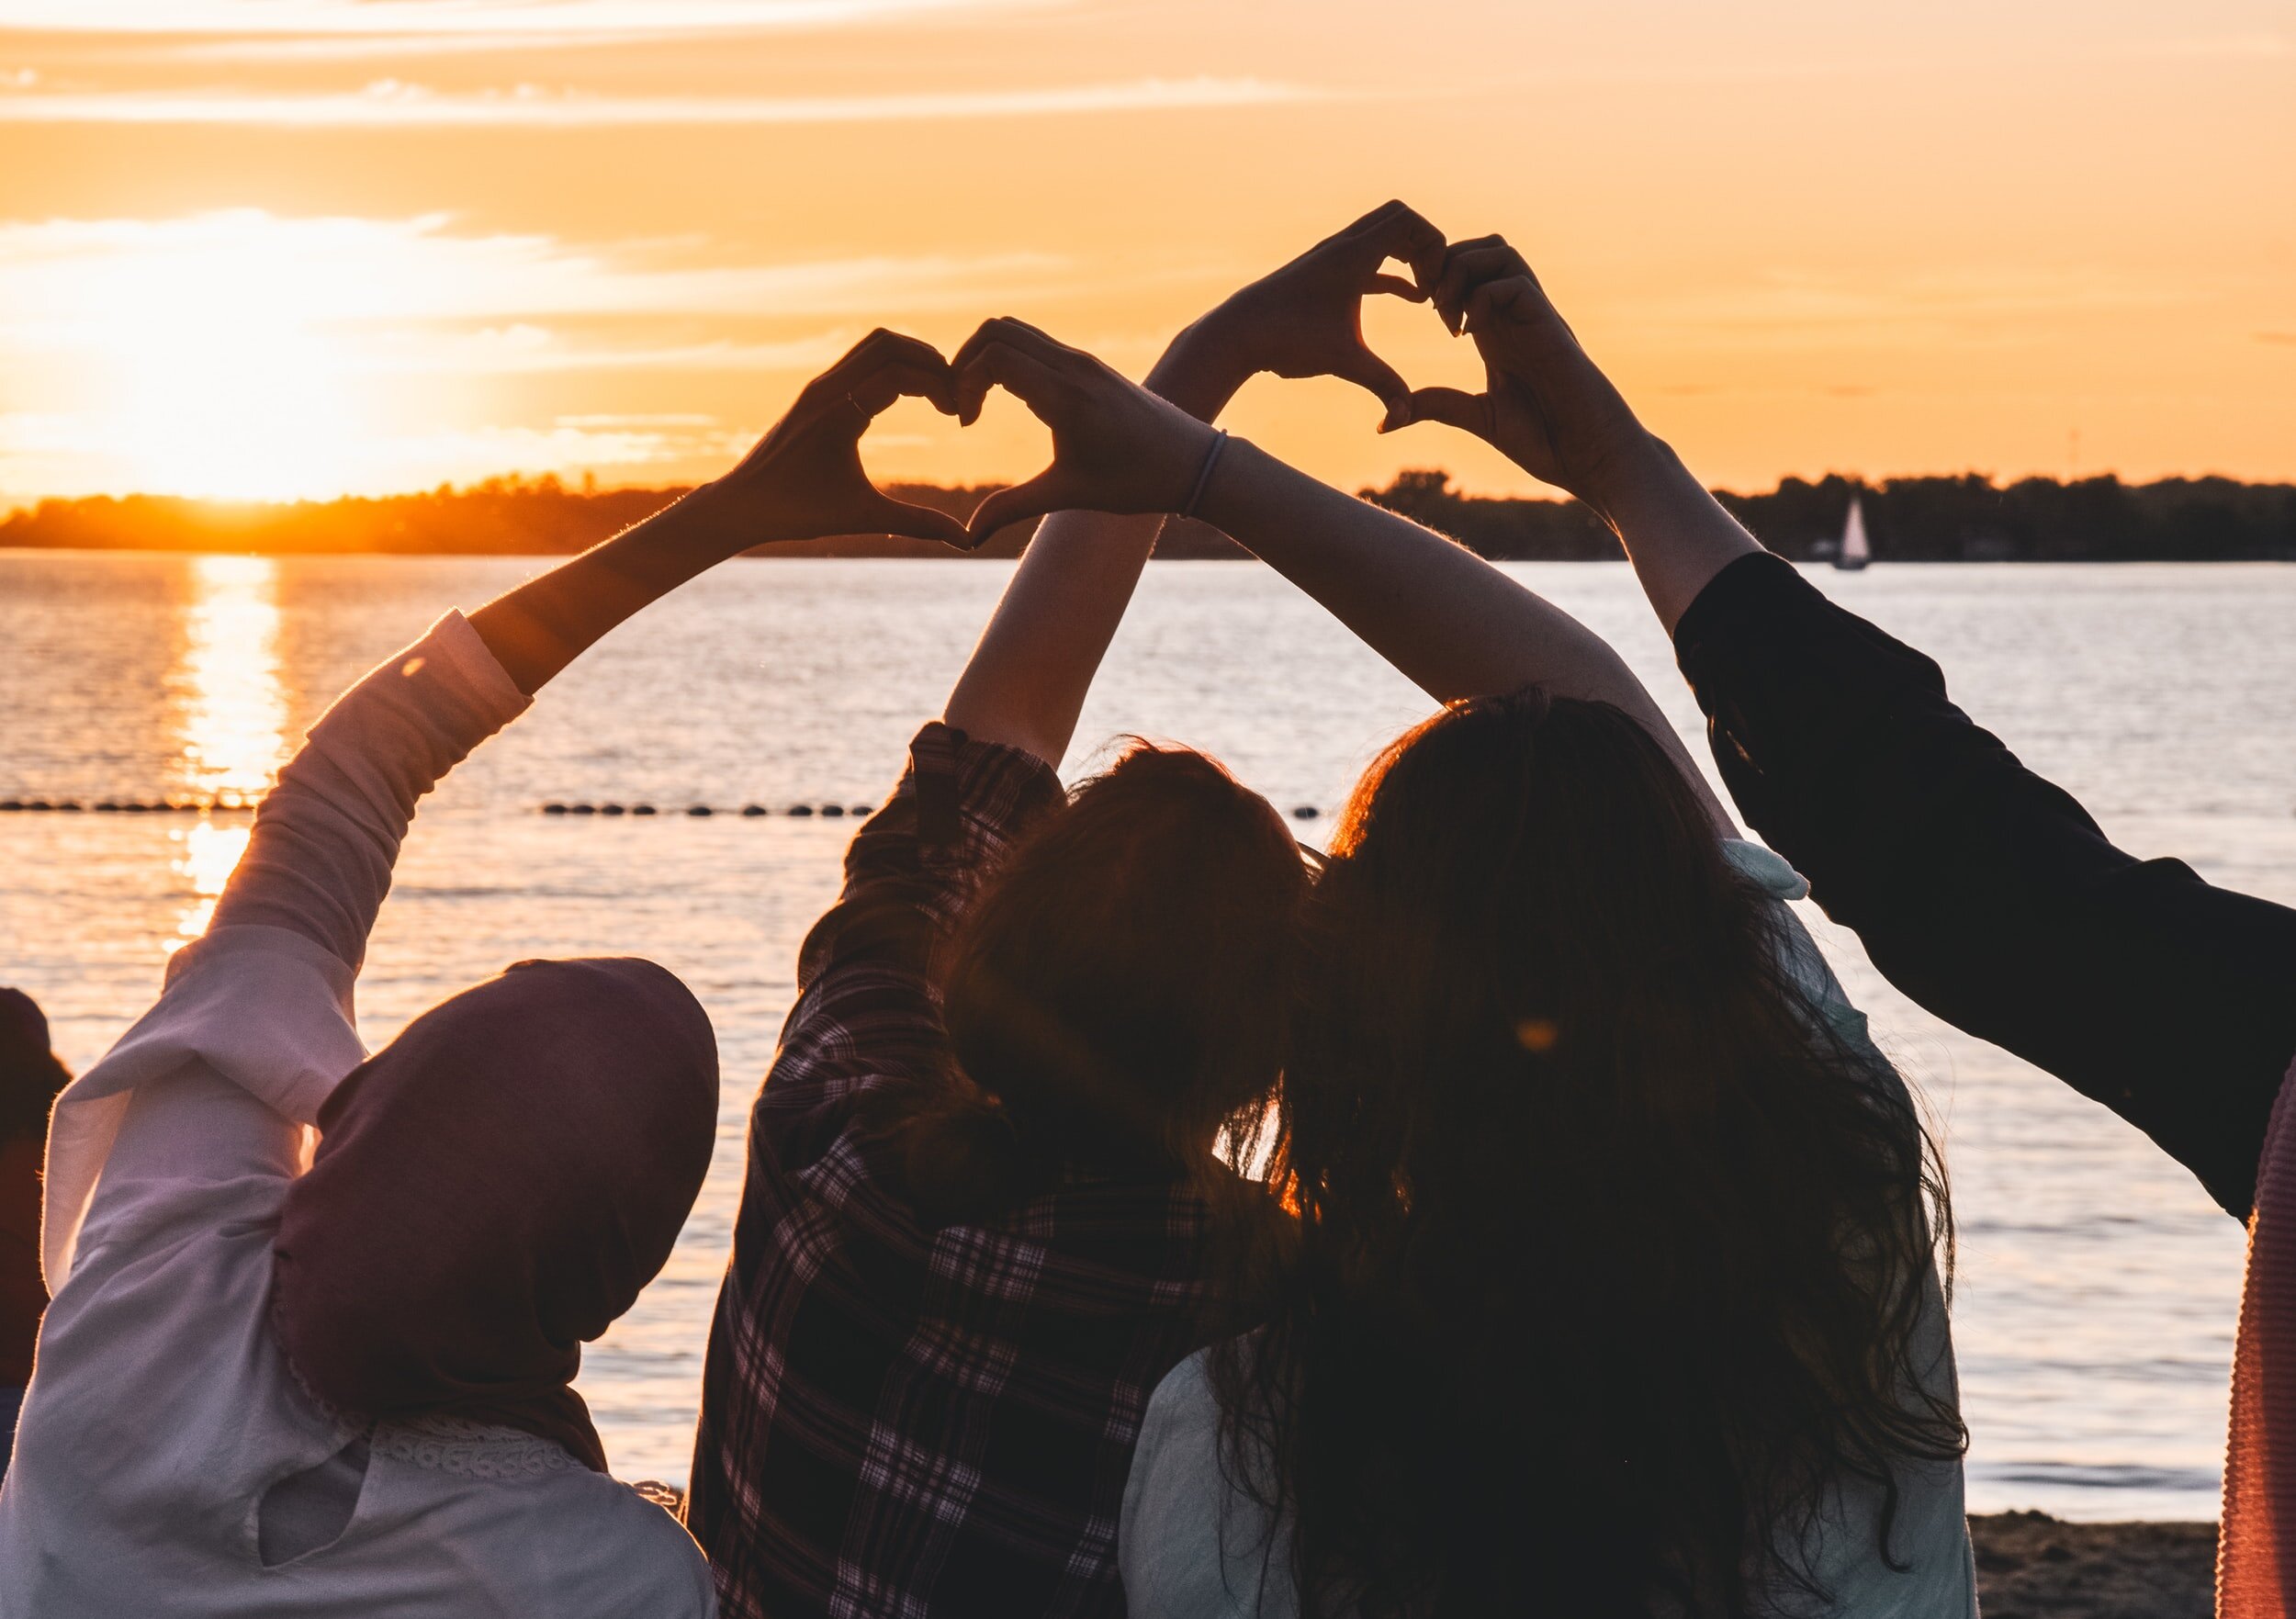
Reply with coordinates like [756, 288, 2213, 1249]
[1970, 1513, 2214, 1618]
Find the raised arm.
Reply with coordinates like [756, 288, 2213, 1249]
[210, 332, 968, 969]
[940, 203, 1447, 765]
[1390, 235, 1761, 633]
[953, 314, 1735, 833]
[470, 331, 967, 693]
[1393, 236, 2296, 1220]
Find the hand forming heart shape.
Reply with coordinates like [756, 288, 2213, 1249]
[716, 205, 1629, 554]
[936, 201, 1458, 542]
[947, 317, 1221, 542]
[1204, 198, 1451, 433]
[1386, 233, 1653, 507]
[715, 328, 973, 551]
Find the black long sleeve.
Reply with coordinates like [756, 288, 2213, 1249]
[1672, 552, 2296, 1220]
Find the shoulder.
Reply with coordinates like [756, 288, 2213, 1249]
[1144, 1344, 1219, 1429]
[507, 1470, 717, 1618]
[1122, 1343, 1293, 1619]
[1126, 1345, 1240, 1541]
[1718, 838, 1809, 903]
[1720, 838, 1885, 1062]
[17, 1186, 345, 1522]
[828, 722, 1063, 919]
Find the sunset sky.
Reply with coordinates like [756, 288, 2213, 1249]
[0, 0, 2289, 506]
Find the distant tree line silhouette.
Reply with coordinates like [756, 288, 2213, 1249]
[3, 468, 2291, 562]
[1363, 469, 2296, 562]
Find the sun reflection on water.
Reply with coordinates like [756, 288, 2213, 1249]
[169, 555, 287, 943]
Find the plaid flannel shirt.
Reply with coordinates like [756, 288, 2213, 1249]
[688, 723, 1236, 1619]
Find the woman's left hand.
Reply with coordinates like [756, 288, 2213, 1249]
[709, 329, 972, 549]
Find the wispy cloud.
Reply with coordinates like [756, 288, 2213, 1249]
[0, 0, 1009, 37]
[0, 74, 1320, 127]
[362, 326, 860, 377]
[0, 210, 1064, 332]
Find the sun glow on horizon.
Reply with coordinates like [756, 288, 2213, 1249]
[87, 223, 368, 502]
[0, 0, 2289, 500]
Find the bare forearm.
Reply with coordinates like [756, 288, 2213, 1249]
[941, 337, 1245, 764]
[1200, 439, 1646, 706]
[1584, 433, 1766, 637]
[942, 510, 1165, 763]
[1199, 437, 1736, 831]
[467, 480, 751, 696]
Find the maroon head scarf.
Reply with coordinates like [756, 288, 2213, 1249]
[273, 957, 718, 1472]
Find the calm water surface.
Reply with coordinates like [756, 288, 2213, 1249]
[5, 551, 2295, 1521]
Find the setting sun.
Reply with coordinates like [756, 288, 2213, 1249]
[90, 218, 365, 501]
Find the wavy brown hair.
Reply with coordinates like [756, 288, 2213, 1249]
[891, 741, 1307, 1231]
[1213, 691, 1961, 1618]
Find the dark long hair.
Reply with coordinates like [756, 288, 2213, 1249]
[891, 742, 1307, 1231]
[1214, 691, 1961, 1618]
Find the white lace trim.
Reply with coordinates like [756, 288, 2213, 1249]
[367, 1413, 582, 1479]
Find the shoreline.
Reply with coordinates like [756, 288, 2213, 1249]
[5, 470, 2290, 563]
[1970, 1512, 2213, 1617]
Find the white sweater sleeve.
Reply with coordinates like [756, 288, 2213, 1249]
[40, 612, 531, 1285]
[207, 610, 531, 969]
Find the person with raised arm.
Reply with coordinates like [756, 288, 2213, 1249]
[1386, 234, 2296, 1616]
[951, 286, 1973, 1615]
[678, 207, 1455, 1619]
[0, 332, 970, 1619]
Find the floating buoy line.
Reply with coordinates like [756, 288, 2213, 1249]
[2, 796, 1327, 821]
[0, 796, 257, 815]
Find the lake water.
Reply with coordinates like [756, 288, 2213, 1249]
[5, 549, 2294, 1523]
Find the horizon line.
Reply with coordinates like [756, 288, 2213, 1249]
[6, 465, 2290, 521]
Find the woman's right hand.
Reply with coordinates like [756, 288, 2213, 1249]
[953, 319, 1220, 541]
[1158, 199, 1450, 428]
[1394, 237, 1657, 515]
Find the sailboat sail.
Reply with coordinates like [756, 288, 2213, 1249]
[1836, 495, 1872, 570]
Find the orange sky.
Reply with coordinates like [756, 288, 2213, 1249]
[0, 0, 2289, 505]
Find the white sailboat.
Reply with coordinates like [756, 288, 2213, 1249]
[1834, 494, 1872, 570]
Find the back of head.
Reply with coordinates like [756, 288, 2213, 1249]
[274, 957, 718, 1470]
[1228, 691, 1957, 1617]
[899, 742, 1306, 1226]
[0, 987, 71, 1143]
